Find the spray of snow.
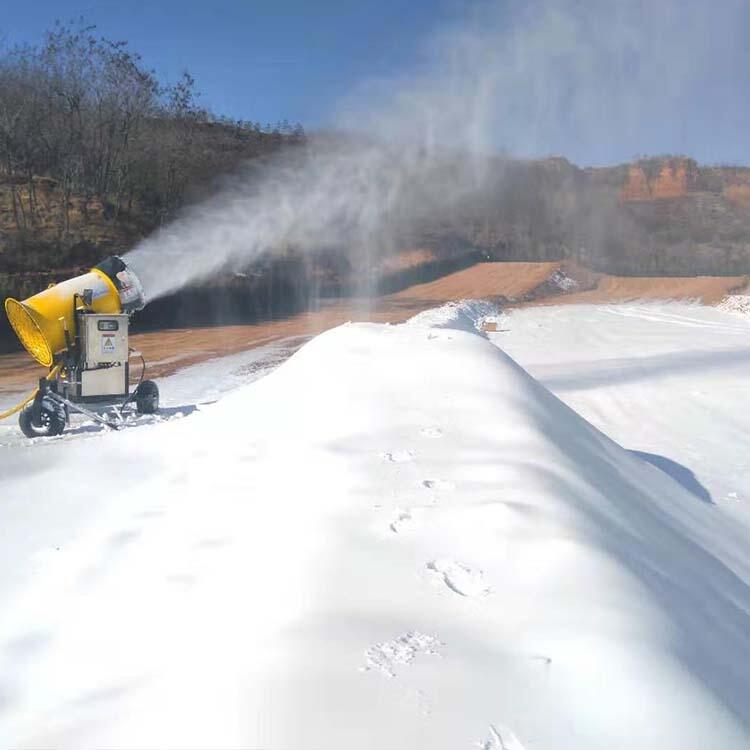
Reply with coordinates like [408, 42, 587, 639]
[122, 0, 746, 302]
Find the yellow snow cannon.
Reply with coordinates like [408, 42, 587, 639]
[2, 256, 159, 438]
[7, 269, 119, 368]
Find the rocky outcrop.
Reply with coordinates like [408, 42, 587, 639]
[619, 165, 652, 201]
[619, 158, 700, 201]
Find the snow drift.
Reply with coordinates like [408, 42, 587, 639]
[1, 309, 749, 748]
[405, 298, 497, 335]
[717, 294, 750, 317]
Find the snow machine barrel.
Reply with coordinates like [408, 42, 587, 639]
[4, 256, 146, 367]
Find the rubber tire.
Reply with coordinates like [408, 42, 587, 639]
[18, 398, 67, 438]
[135, 380, 159, 415]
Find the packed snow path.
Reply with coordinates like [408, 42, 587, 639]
[1, 303, 749, 748]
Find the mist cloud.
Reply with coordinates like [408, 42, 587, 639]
[125, 0, 747, 301]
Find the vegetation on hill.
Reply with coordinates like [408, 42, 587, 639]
[0, 21, 304, 273]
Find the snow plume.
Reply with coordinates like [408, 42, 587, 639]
[124, 140, 487, 302]
[124, 0, 747, 302]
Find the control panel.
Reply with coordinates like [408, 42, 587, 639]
[79, 313, 129, 366]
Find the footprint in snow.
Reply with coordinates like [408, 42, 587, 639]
[422, 479, 455, 491]
[478, 724, 526, 750]
[420, 427, 443, 439]
[427, 559, 490, 598]
[361, 631, 442, 678]
[381, 449, 415, 463]
[389, 510, 413, 533]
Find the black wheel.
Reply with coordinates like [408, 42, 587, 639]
[18, 397, 67, 438]
[135, 380, 159, 415]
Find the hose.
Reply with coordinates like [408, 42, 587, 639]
[0, 363, 62, 421]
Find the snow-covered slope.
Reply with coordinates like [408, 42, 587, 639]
[494, 302, 750, 529]
[1, 308, 749, 748]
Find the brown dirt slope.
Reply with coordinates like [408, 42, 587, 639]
[393, 262, 560, 301]
[538, 269, 747, 306]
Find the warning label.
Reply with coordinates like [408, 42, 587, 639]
[101, 334, 116, 355]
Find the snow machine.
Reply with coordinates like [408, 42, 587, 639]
[2, 256, 159, 438]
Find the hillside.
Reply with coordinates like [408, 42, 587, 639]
[3, 150, 750, 355]
[588, 157, 750, 274]
[3, 154, 750, 281]
[0, 121, 304, 276]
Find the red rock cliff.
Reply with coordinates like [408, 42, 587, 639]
[619, 158, 698, 202]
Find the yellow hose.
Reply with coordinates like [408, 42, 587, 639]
[0, 363, 62, 421]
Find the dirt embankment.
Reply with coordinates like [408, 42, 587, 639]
[2, 261, 747, 396]
[540, 273, 747, 306]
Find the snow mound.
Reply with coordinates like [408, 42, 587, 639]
[1, 319, 750, 748]
[406, 299, 497, 335]
[717, 294, 750, 317]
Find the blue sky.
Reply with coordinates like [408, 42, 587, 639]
[1, 0, 460, 129]
[2, 0, 750, 166]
